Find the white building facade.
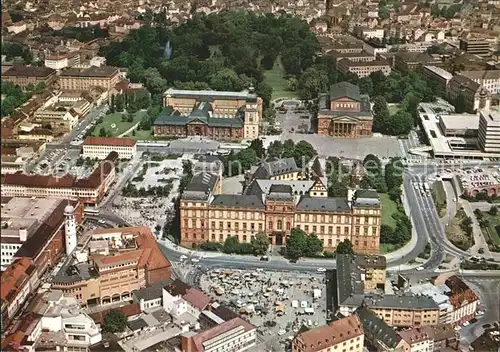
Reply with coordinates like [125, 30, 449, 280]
[82, 137, 137, 160]
[478, 110, 500, 153]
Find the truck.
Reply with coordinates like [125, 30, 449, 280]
[423, 182, 430, 192]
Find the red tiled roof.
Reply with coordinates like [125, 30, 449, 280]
[1, 258, 35, 304]
[89, 303, 141, 324]
[83, 136, 136, 147]
[294, 315, 363, 352]
[445, 276, 478, 308]
[186, 317, 255, 352]
[164, 279, 210, 311]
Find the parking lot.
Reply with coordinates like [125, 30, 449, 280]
[31, 148, 88, 177]
[275, 104, 313, 135]
[198, 268, 327, 347]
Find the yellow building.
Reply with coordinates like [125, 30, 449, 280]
[180, 168, 381, 253]
[58, 66, 121, 92]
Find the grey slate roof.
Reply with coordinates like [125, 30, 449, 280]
[330, 81, 361, 102]
[296, 196, 350, 212]
[364, 295, 439, 310]
[153, 114, 243, 128]
[127, 318, 148, 331]
[182, 173, 218, 200]
[335, 254, 365, 307]
[211, 194, 264, 209]
[356, 307, 402, 349]
[353, 189, 381, 207]
[132, 280, 172, 302]
[252, 157, 300, 180]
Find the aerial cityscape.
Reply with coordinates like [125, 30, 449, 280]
[1, 0, 500, 351]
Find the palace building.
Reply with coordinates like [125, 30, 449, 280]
[179, 158, 381, 253]
[317, 82, 374, 138]
[153, 87, 262, 141]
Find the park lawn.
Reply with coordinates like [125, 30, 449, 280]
[92, 111, 146, 137]
[380, 193, 398, 228]
[126, 128, 155, 141]
[482, 212, 500, 246]
[380, 243, 398, 254]
[388, 104, 399, 116]
[263, 57, 298, 101]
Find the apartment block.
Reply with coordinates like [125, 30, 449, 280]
[422, 65, 453, 91]
[447, 75, 491, 113]
[82, 136, 137, 159]
[459, 38, 491, 56]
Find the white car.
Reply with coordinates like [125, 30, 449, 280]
[316, 267, 327, 272]
[191, 258, 200, 263]
[476, 311, 484, 316]
[180, 255, 188, 261]
[416, 266, 424, 271]
[278, 330, 286, 336]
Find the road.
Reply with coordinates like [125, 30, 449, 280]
[459, 278, 500, 347]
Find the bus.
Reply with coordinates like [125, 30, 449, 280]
[84, 207, 100, 215]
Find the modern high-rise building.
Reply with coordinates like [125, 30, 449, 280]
[478, 110, 500, 153]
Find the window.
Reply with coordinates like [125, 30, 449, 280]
[305, 225, 309, 232]
[286, 222, 291, 230]
[211, 234, 215, 240]
[211, 221, 215, 229]
[268, 221, 273, 230]
[243, 223, 247, 230]
[259, 223, 263, 231]
[328, 239, 332, 246]
[364, 227, 369, 236]
[183, 219, 188, 228]
[219, 221, 223, 229]
[320, 226, 325, 233]
[328, 226, 333, 234]
[219, 234, 223, 241]
[227, 222, 231, 229]
[277, 220, 282, 230]
[336, 226, 341, 234]
[243, 235, 247, 241]
[344, 226, 349, 234]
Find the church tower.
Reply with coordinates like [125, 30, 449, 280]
[64, 204, 77, 255]
[244, 86, 260, 141]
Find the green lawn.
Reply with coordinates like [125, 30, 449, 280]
[92, 111, 146, 137]
[388, 104, 399, 116]
[380, 243, 398, 254]
[126, 128, 155, 141]
[482, 212, 500, 246]
[380, 193, 398, 228]
[263, 58, 298, 101]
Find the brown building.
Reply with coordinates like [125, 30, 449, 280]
[58, 66, 121, 91]
[50, 226, 172, 307]
[447, 75, 491, 113]
[154, 87, 262, 141]
[459, 38, 491, 56]
[1, 152, 117, 205]
[2, 65, 57, 87]
[317, 82, 373, 138]
[292, 315, 364, 352]
[180, 169, 381, 253]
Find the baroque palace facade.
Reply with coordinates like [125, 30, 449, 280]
[180, 158, 381, 254]
[317, 82, 374, 138]
[153, 87, 262, 141]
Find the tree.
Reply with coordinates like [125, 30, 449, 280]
[335, 239, 354, 255]
[223, 236, 240, 254]
[267, 140, 284, 158]
[489, 206, 498, 216]
[256, 82, 273, 108]
[372, 96, 391, 134]
[389, 110, 414, 135]
[115, 94, 124, 112]
[286, 228, 308, 259]
[380, 224, 395, 243]
[103, 309, 127, 333]
[305, 233, 323, 256]
[249, 139, 265, 159]
[251, 232, 270, 255]
[297, 67, 328, 100]
[293, 140, 317, 168]
[99, 127, 107, 137]
[110, 94, 116, 113]
[454, 93, 466, 114]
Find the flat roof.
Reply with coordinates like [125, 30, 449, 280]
[163, 88, 252, 100]
[419, 108, 500, 158]
[439, 114, 479, 131]
[423, 65, 453, 80]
